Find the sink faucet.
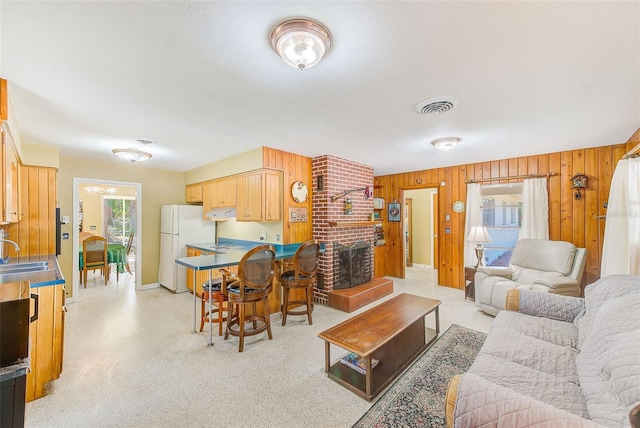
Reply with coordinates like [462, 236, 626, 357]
[0, 229, 20, 262]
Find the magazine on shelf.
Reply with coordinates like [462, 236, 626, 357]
[339, 352, 379, 375]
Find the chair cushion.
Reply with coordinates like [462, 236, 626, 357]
[510, 239, 577, 279]
[202, 279, 223, 292]
[226, 285, 261, 294]
[280, 270, 313, 282]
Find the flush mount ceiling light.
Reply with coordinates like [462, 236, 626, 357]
[270, 18, 332, 70]
[112, 148, 152, 163]
[431, 137, 461, 153]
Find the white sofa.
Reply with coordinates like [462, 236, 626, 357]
[475, 238, 587, 315]
[446, 274, 640, 427]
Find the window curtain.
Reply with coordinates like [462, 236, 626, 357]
[521, 177, 549, 239]
[601, 157, 640, 276]
[464, 183, 482, 267]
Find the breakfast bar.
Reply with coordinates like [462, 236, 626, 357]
[175, 239, 305, 346]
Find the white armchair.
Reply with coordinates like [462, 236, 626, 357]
[475, 238, 587, 316]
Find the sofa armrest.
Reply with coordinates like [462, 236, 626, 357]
[532, 276, 580, 296]
[445, 375, 461, 428]
[506, 288, 584, 322]
[452, 373, 601, 427]
[476, 266, 512, 278]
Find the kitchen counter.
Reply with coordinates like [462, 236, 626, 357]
[0, 255, 65, 288]
[178, 239, 302, 271]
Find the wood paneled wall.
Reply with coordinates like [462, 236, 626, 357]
[262, 147, 313, 244]
[374, 133, 639, 292]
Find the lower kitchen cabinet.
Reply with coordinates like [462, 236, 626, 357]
[26, 283, 65, 402]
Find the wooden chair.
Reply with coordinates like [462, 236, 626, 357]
[124, 232, 134, 274]
[199, 277, 228, 336]
[223, 245, 276, 352]
[279, 240, 319, 326]
[82, 236, 109, 287]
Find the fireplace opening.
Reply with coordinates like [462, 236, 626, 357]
[333, 241, 372, 290]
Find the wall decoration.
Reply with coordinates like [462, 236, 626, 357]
[452, 200, 465, 213]
[291, 180, 308, 203]
[388, 202, 401, 222]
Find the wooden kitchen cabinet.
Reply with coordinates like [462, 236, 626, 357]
[26, 282, 65, 402]
[202, 177, 237, 219]
[1, 122, 20, 223]
[236, 170, 281, 222]
[185, 183, 203, 204]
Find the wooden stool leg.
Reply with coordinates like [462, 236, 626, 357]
[238, 304, 245, 353]
[251, 303, 258, 329]
[264, 297, 273, 339]
[200, 296, 206, 332]
[281, 286, 289, 326]
[224, 302, 232, 340]
[217, 298, 225, 336]
[306, 286, 313, 325]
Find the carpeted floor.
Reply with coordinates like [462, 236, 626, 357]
[352, 324, 487, 428]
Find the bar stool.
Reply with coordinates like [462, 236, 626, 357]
[224, 245, 276, 352]
[279, 239, 320, 326]
[199, 278, 228, 336]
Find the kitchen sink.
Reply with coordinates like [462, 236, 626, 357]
[0, 261, 51, 275]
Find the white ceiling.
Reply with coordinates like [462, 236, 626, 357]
[1, 1, 639, 176]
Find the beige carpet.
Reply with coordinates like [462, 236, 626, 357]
[26, 267, 493, 428]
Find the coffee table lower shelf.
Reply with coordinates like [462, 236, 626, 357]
[325, 326, 438, 401]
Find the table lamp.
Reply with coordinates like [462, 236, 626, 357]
[467, 226, 492, 268]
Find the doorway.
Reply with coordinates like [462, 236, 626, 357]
[71, 178, 143, 302]
[404, 188, 437, 269]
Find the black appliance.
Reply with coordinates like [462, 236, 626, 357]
[55, 207, 61, 256]
[0, 281, 38, 427]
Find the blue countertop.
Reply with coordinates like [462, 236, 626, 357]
[0, 255, 65, 288]
[177, 238, 303, 270]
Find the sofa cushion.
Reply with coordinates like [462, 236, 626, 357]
[467, 353, 589, 418]
[576, 286, 640, 427]
[494, 310, 579, 348]
[577, 274, 640, 349]
[509, 239, 577, 281]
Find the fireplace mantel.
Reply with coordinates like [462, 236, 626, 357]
[327, 221, 380, 227]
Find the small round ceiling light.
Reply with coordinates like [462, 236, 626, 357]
[112, 148, 152, 163]
[431, 137, 461, 153]
[271, 18, 332, 70]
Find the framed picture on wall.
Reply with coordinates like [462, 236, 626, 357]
[388, 202, 401, 222]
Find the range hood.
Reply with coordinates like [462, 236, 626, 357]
[205, 207, 236, 221]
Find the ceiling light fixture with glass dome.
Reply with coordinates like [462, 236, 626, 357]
[431, 137, 461, 153]
[270, 18, 332, 70]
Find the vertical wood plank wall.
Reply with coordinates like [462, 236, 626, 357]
[262, 147, 313, 244]
[374, 136, 638, 292]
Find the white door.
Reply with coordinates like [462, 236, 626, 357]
[158, 233, 178, 290]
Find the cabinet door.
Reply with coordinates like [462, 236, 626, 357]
[212, 177, 236, 208]
[2, 125, 19, 223]
[185, 183, 203, 204]
[263, 171, 281, 222]
[236, 173, 262, 221]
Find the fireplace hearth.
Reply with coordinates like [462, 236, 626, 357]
[333, 241, 372, 290]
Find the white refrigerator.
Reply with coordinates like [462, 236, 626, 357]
[158, 205, 214, 293]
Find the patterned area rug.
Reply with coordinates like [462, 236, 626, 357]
[352, 324, 487, 428]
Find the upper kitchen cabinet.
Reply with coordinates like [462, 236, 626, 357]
[202, 177, 237, 219]
[2, 125, 20, 224]
[236, 170, 281, 222]
[185, 183, 203, 204]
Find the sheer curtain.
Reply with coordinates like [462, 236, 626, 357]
[464, 183, 482, 267]
[601, 157, 640, 276]
[521, 177, 549, 239]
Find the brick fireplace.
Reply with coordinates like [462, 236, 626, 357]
[311, 155, 377, 305]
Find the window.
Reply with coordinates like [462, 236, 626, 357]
[481, 183, 522, 266]
[103, 196, 136, 246]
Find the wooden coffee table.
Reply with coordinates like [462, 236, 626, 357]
[318, 293, 441, 401]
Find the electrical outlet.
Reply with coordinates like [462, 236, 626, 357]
[276, 234, 280, 242]
[259, 233, 267, 241]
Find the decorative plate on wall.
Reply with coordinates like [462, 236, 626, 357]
[291, 180, 308, 203]
[452, 200, 465, 213]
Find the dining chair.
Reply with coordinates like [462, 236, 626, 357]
[82, 236, 109, 287]
[223, 245, 276, 352]
[278, 239, 319, 326]
[124, 232, 134, 274]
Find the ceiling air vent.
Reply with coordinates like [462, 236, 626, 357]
[415, 96, 460, 115]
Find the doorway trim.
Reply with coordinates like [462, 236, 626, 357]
[71, 177, 143, 302]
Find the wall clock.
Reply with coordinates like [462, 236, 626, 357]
[291, 180, 308, 203]
[452, 200, 465, 213]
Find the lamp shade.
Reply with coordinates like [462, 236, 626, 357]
[431, 137, 460, 153]
[271, 18, 331, 70]
[466, 225, 492, 243]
